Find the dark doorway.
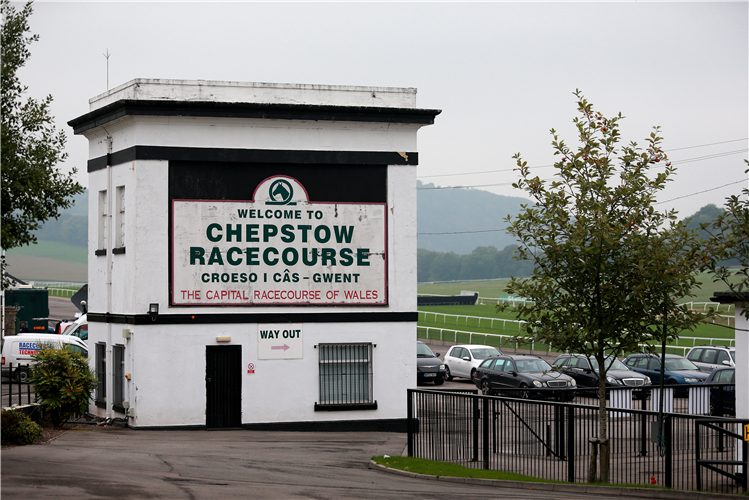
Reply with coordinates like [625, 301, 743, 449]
[206, 345, 242, 429]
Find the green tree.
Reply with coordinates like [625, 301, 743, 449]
[417, 248, 439, 282]
[502, 90, 705, 482]
[1, 0, 84, 256]
[460, 246, 498, 280]
[30, 343, 97, 427]
[429, 251, 461, 282]
[702, 162, 749, 318]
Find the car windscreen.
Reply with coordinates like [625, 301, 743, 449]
[417, 343, 436, 357]
[730, 351, 735, 362]
[589, 357, 628, 371]
[664, 358, 699, 371]
[470, 348, 501, 360]
[515, 359, 552, 373]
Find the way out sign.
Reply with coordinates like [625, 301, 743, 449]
[258, 323, 303, 359]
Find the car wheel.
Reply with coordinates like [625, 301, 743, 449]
[709, 401, 717, 416]
[470, 368, 477, 380]
[444, 366, 453, 381]
[518, 383, 530, 399]
[14, 368, 29, 383]
[481, 379, 492, 395]
[434, 377, 444, 386]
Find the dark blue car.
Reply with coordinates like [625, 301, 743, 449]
[623, 353, 707, 396]
[704, 367, 735, 416]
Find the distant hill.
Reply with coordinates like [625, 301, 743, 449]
[417, 181, 529, 254]
[31, 190, 88, 247]
[5, 191, 88, 282]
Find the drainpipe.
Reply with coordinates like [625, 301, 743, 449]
[105, 131, 114, 420]
[0, 248, 6, 340]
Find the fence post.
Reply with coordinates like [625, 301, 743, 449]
[483, 397, 490, 469]
[567, 405, 575, 483]
[472, 397, 480, 462]
[639, 399, 648, 456]
[695, 420, 702, 491]
[665, 416, 673, 489]
[743, 436, 748, 493]
[16, 363, 22, 406]
[407, 390, 414, 457]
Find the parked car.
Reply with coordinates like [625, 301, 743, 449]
[60, 313, 86, 336]
[443, 344, 503, 380]
[62, 316, 88, 341]
[473, 354, 576, 400]
[704, 366, 735, 416]
[1, 333, 88, 382]
[417, 341, 446, 386]
[686, 345, 735, 373]
[552, 353, 651, 399]
[623, 353, 707, 396]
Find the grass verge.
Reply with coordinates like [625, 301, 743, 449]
[371, 456, 674, 490]
[371, 455, 559, 483]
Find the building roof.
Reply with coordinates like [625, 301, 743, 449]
[710, 291, 749, 304]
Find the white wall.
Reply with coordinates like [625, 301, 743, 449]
[734, 305, 748, 419]
[117, 321, 414, 427]
[82, 80, 429, 427]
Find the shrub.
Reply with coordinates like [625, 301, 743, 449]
[30, 343, 98, 427]
[1, 409, 43, 445]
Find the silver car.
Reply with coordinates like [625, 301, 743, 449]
[443, 344, 503, 380]
[686, 345, 735, 373]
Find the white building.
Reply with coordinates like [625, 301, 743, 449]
[69, 79, 439, 429]
[711, 292, 749, 419]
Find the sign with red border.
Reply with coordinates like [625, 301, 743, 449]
[171, 175, 387, 306]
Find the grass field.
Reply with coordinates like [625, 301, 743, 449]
[4, 241, 88, 282]
[418, 272, 741, 308]
[6, 240, 87, 264]
[417, 302, 736, 356]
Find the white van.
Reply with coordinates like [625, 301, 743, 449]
[62, 313, 88, 341]
[1, 333, 88, 382]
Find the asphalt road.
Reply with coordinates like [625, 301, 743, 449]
[1, 427, 685, 500]
[47, 295, 83, 327]
[1, 301, 720, 499]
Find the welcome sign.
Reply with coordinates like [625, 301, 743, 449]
[171, 175, 388, 306]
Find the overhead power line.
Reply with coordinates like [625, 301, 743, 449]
[417, 138, 749, 182]
[419, 229, 506, 235]
[655, 178, 748, 205]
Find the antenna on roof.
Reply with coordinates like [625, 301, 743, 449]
[103, 49, 111, 90]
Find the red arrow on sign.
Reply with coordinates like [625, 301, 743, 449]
[271, 344, 290, 351]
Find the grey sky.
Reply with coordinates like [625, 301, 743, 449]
[16, 1, 749, 220]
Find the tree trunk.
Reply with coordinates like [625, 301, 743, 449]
[598, 358, 609, 483]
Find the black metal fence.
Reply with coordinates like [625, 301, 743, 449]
[407, 386, 748, 494]
[2, 363, 35, 408]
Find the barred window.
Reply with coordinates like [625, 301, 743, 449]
[316, 343, 376, 411]
[115, 185, 126, 249]
[95, 343, 106, 408]
[96, 190, 107, 254]
[112, 345, 125, 411]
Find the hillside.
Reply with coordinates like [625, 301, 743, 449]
[417, 181, 529, 254]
